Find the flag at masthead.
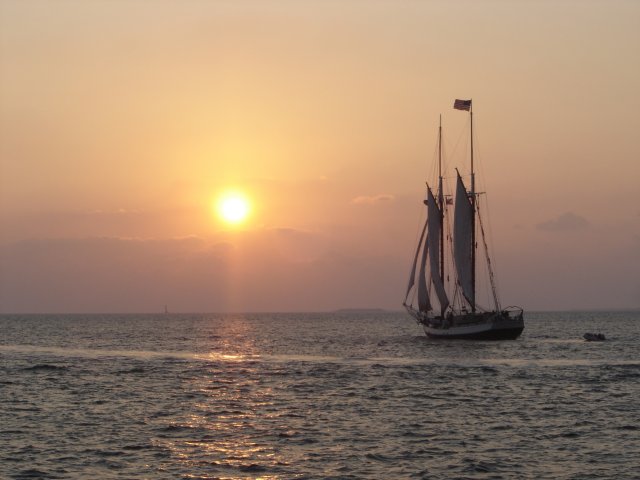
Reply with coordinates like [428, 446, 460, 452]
[453, 99, 472, 111]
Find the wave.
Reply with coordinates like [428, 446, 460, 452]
[22, 364, 69, 371]
[4, 344, 640, 370]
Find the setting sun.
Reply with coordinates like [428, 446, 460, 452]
[217, 192, 251, 225]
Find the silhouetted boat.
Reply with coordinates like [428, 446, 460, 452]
[584, 332, 605, 341]
[403, 100, 524, 340]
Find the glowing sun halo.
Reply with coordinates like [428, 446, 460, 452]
[217, 193, 250, 224]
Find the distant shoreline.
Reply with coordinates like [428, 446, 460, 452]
[1, 308, 639, 316]
[333, 308, 387, 313]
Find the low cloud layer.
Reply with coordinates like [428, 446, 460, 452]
[0, 231, 406, 313]
[536, 212, 590, 232]
[351, 194, 395, 205]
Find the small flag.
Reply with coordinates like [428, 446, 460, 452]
[454, 99, 472, 111]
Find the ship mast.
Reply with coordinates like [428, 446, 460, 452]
[470, 102, 476, 313]
[438, 115, 445, 317]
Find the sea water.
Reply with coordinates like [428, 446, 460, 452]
[1, 311, 639, 479]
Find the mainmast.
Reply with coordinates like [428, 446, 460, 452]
[470, 102, 476, 313]
[438, 115, 445, 317]
[453, 98, 476, 312]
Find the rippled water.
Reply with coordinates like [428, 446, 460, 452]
[1, 311, 639, 479]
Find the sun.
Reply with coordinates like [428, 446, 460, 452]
[217, 192, 250, 225]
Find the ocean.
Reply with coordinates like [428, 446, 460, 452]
[1, 311, 639, 479]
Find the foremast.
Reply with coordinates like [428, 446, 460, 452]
[404, 115, 450, 319]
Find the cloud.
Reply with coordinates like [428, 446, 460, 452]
[269, 227, 313, 237]
[536, 212, 590, 232]
[88, 208, 143, 216]
[351, 194, 395, 205]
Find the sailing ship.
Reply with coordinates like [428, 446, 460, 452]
[403, 99, 524, 340]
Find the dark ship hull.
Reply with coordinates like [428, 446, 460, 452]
[408, 308, 524, 340]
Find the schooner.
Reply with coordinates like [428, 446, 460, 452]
[403, 100, 524, 339]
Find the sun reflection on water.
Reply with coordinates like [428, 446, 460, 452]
[157, 318, 287, 479]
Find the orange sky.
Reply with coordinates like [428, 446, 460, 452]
[1, 0, 639, 312]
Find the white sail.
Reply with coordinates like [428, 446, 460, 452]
[417, 232, 431, 312]
[453, 173, 475, 307]
[404, 219, 428, 302]
[427, 188, 449, 312]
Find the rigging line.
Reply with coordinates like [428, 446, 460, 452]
[476, 199, 501, 311]
[438, 128, 456, 212]
[476, 208, 492, 310]
[472, 115, 483, 170]
[481, 190, 502, 302]
[467, 114, 498, 310]
[426, 123, 441, 185]
[470, 115, 502, 307]
[451, 278, 463, 311]
[440, 125, 454, 185]
[447, 115, 471, 175]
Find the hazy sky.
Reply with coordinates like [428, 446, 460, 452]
[1, 0, 639, 313]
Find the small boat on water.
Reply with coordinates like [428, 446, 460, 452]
[403, 100, 524, 340]
[584, 332, 606, 342]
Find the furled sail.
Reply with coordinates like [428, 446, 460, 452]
[427, 188, 449, 312]
[404, 219, 428, 302]
[453, 173, 475, 307]
[417, 232, 431, 312]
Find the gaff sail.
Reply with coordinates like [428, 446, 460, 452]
[404, 219, 427, 303]
[453, 173, 475, 307]
[427, 188, 449, 312]
[417, 232, 431, 312]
